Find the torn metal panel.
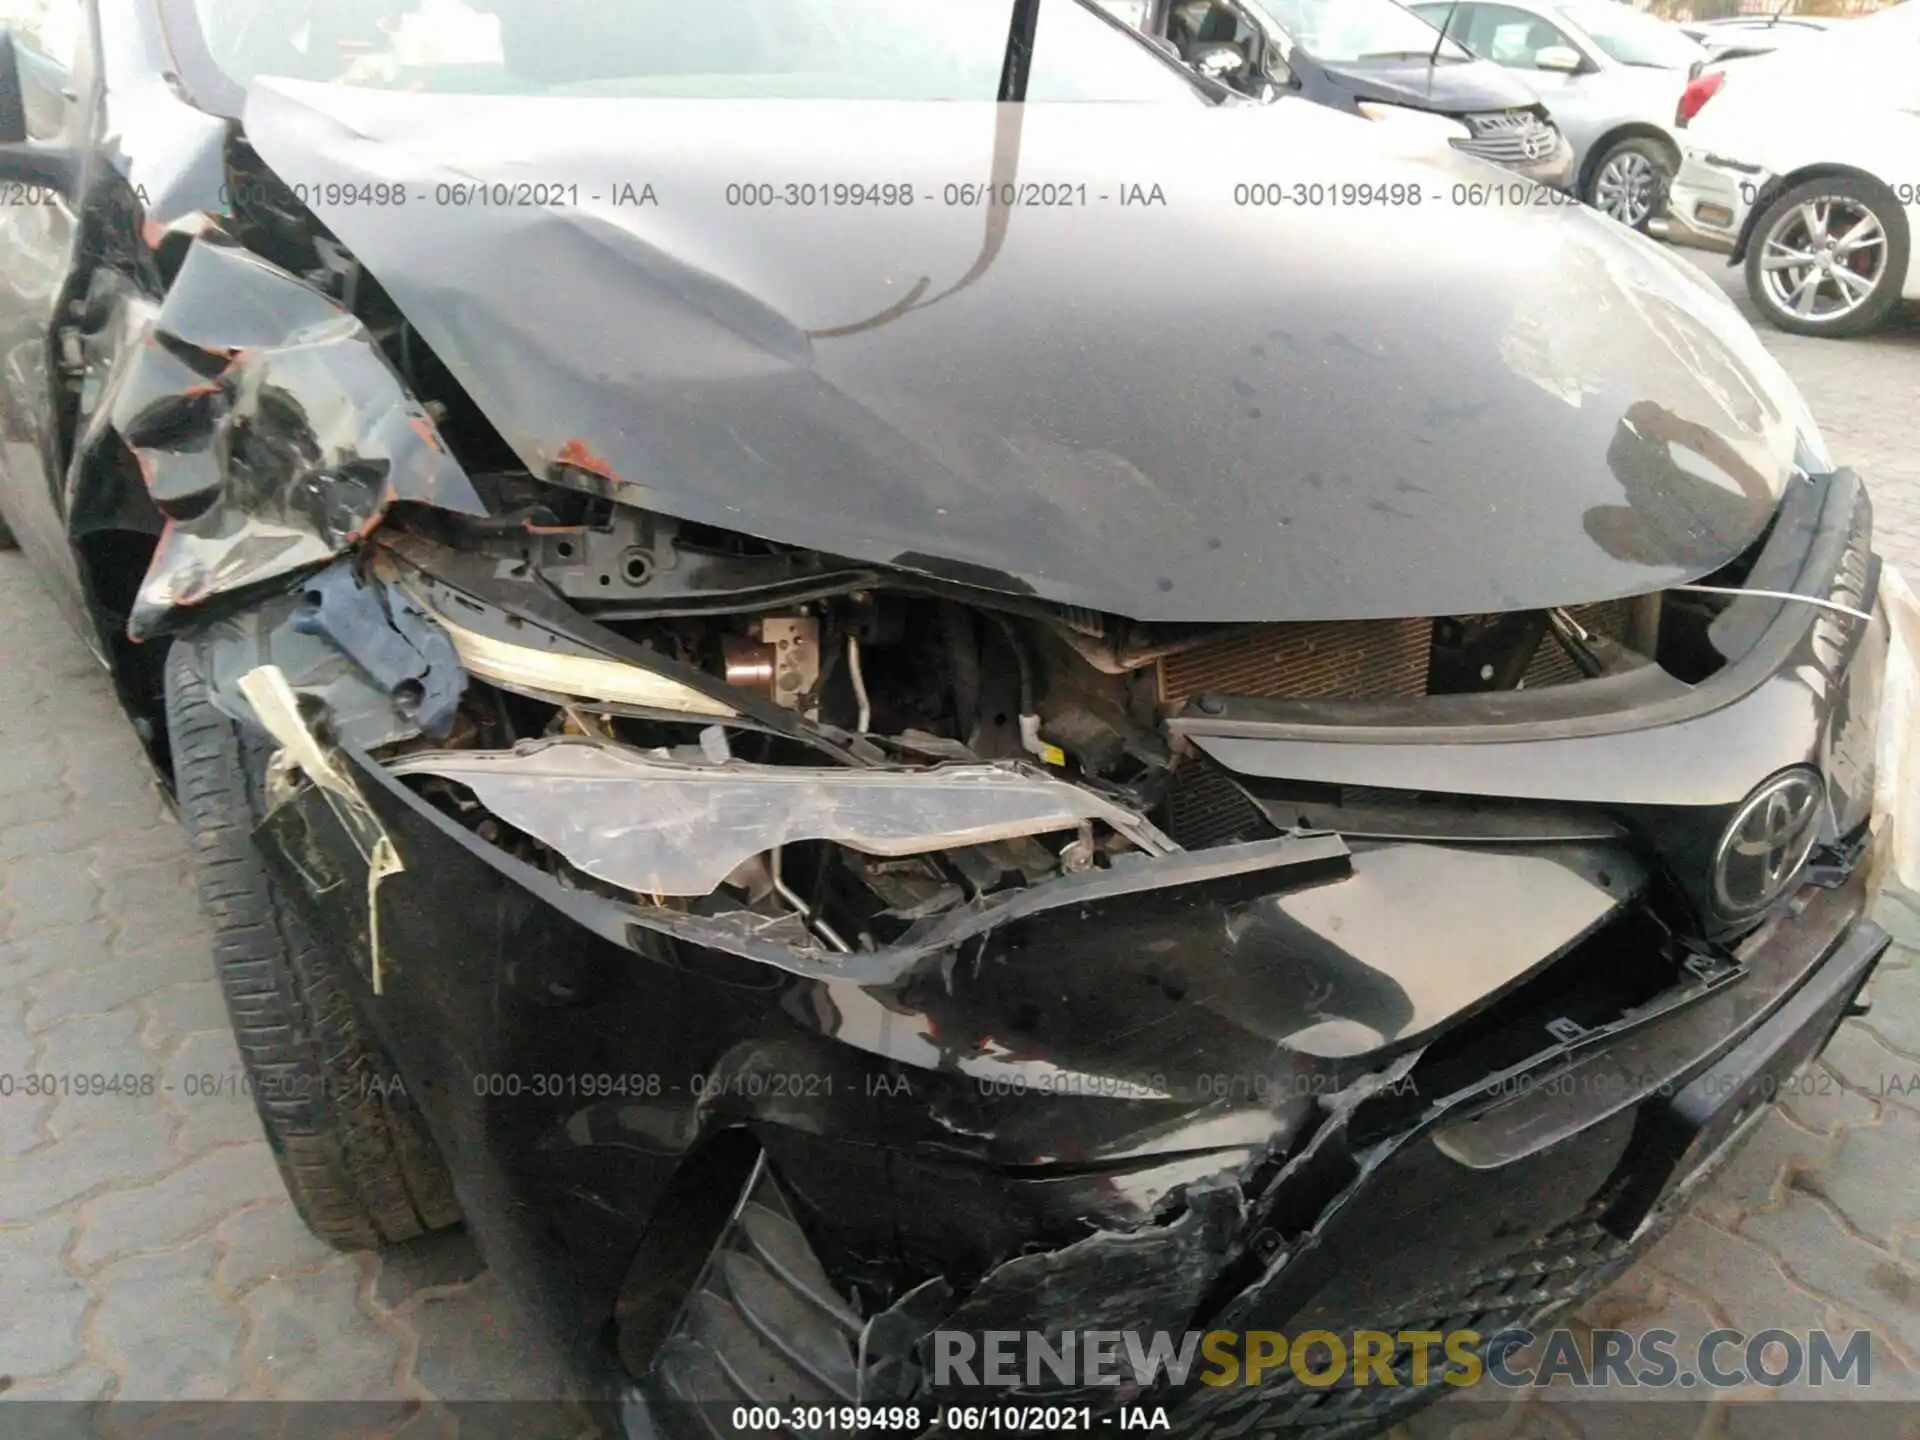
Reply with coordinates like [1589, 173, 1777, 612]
[107, 240, 487, 639]
[387, 739, 1158, 897]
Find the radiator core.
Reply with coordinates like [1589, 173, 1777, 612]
[1156, 603, 1636, 706]
[1157, 617, 1434, 706]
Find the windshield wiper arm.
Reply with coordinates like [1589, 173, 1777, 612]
[999, 0, 1043, 100]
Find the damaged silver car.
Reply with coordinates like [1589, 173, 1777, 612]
[0, 0, 1913, 1435]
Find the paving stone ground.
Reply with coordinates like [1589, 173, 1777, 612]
[2, 247, 1918, 1439]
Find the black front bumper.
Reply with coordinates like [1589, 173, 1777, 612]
[252, 740, 1887, 1437]
[1171, 877, 1885, 1437]
[620, 878, 1885, 1440]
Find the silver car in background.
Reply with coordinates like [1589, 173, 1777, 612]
[1412, 0, 1708, 229]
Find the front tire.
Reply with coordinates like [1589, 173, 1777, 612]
[1584, 136, 1676, 233]
[1744, 175, 1909, 338]
[165, 640, 462, 1249]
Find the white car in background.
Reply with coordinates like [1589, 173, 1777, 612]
[1680, 14, 1841, 64]
[1666, 0, 1920, 337]
[1410, 0, 1706, 229]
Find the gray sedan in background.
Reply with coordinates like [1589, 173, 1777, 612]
[1413, 0, 1707, 228]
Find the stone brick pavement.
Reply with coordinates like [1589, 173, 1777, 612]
[1, 248, 1917, 1438]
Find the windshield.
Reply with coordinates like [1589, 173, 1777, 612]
[1253, 0, 1472, 65]
[1555, 2, 1703, 68]
[188, 0, 1209, 101]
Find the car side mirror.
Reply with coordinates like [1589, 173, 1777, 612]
[1192, 41, 1251, 82]
[0, 31, 28, 145]
[1534, 44, 1583, 73]
[0, 28, 77, 190]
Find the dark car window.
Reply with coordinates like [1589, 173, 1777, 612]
[187, 0, 1211, 101]
[0, 0, 83, 135]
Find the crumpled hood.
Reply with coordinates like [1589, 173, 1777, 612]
[242, 81, 1818, 624]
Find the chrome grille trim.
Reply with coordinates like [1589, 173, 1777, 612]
[1455, 110, 1560, 165]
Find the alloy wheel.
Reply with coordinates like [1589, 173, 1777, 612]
[1757, 196, 1889, 323]
[1593, 150, 1662, 229]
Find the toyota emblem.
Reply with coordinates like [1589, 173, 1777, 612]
[1711, 769, 1825, 917]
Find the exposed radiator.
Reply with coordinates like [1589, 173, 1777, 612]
[1157, 618, 1433, 706]
[1165, 758, 1278, 850]
[1157, 602, 1641, 850]
[1156, 604, 1637, 706]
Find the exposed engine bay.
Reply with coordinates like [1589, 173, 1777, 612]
[331, 479, 1691, 962]
[69, 190, 1870, 985]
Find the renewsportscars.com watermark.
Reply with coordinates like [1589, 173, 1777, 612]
[932, 1327, 1876, 1391]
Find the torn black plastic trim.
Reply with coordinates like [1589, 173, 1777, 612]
[636, 1154, 930, 1414]
[916, 1176, 1248, 1409]
[1430, 875, 1871, 1174]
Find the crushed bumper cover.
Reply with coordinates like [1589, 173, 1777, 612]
[249, 729, 1888, 1435]
[628, 876, 1884, 1438]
